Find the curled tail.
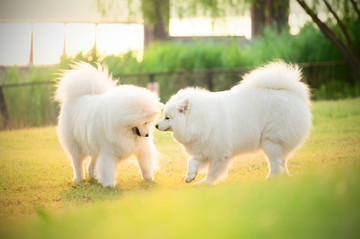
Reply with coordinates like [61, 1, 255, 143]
[55, 62, 116, 103]
[241, 61, 310, 105]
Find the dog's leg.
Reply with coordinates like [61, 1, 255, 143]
[96, 151, 117, 187]
[71, 157, 86, 182]
[282, 151, 294, 176]
[196, 158, 229, 185]
[281, 156, 291, 176]
[184, 158, 207, 183]
[64, 142, 86, 182]
[262, 141, 286, 179]
[135, 142, 156, 181]
[87, 156, 97, 179]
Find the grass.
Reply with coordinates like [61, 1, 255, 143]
[0, 98, 359, 238]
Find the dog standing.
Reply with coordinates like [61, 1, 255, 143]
[56, 63, 163, 187]
[156, 61, 311, 184]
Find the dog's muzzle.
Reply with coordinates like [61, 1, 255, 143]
[132, 127, 149, 137]
[155, 124, 171, 131]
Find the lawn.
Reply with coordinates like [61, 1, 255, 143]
[0, 98, 359, 238]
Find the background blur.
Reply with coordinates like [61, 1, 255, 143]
[0, 0, 359, 129]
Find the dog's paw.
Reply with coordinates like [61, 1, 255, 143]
[183, 174, 196, 183]
[143, 177, 155, 183]
[194, 178, 213, 186]
[103, 183, 116, 188]
[73, 176, 85, 183]
[99, 180, 116, 188]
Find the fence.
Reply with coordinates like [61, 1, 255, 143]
[0, 61, 350, 129]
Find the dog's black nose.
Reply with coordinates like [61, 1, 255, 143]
[145, 133, 149, 137]
[155, 124, 159, 129]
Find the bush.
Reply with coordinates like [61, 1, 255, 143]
[1, 20, 360, 129]
[313, 80, 360, 100]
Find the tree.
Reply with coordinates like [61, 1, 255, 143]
[96, 0, 170, 48]
[96, 0, 290, 45]
[142, 0, 170, 48]
[173, 0, 290, 38]
[296, 0, 360, 80]
[251, 0, 290, 38]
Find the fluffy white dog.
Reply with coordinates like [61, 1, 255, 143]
[56, 63, 163, 187]
[156, 61, 311, 185]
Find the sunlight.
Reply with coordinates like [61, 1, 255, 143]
[0, 23, 31, 66]
[0, 23, 144, 66]
[33, 23, 64, 65]
[170, 16, 252, 39]
[0, 15, 306, 66]
[65, 23, 95, 56]
[96, 24, 143, 59]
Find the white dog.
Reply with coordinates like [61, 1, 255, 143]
[56, 63, 163, 187]
[156, 61, 311, 185]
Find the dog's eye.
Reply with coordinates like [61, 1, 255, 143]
[165, 116, 169, 120]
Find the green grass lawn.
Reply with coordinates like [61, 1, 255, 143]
[0, 98, 360, 238]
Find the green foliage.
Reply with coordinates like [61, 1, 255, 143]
[1, 67, 59, 129]
[141, 41, 230, 71]
[141, 0, 170, 29]
[172, 0, 248, 19]
[0, 99, 360, 238]
[1, 21, 360, 129]
[99, 22, 358, 72]
[313, 79, 360, 100]
[102, 53, 139, 75]
[95, 0, 142, 22]
[307, 0, 360, 28]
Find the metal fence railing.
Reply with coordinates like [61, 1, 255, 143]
[0, 61, 350, 129]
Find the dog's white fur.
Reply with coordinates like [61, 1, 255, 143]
[56, 62, 163, 187]
[156, 61, 311, 185]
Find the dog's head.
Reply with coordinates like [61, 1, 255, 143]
[155, 97, 190, 133]
[132, 101, 164, 137]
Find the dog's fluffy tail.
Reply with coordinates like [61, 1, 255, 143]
[55, 62, 116, 103]
[241, 61, 310, 105]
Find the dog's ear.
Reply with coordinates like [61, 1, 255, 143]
[177, 98, 190, 114]
[146, 109, 161, 122]
[157, 102, 165, 111]
[145, 102, 164, 117]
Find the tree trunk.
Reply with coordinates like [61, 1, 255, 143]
[142, 0, 170, 48]
[268, 0, 289, 33]
[251, 0, 266, 38]
[296, 0, 360, 81]
[251, 0, 289, 38]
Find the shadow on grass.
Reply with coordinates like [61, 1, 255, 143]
[60, 177, 157, 205]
